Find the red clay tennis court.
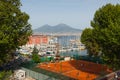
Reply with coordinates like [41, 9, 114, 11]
[37, 60, 111, 80]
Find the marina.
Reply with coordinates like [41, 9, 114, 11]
[20, 34, 86, 57]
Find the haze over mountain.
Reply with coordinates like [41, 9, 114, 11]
[33, 24, 82, 34]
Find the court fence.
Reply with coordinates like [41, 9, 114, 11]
[73, 55, 104, 64]
[21, 61, 75, 80]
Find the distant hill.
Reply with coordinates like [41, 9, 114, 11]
[33, 23, 82, 34]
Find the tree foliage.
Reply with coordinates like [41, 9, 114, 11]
[81, 4, 120, 70]
[32, 46, 40, 63]
[81, 28, 100, 56]
[32, 54, 40, 63]
[0, 0, 32, 65]
[32, 46, 39, 54]
[0, 71, 12, 80]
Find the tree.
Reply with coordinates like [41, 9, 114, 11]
[81, 4, 120, 70]
[0, 71, 12, 80]
[0, 0, 32, 65]
[32, 46, 40, 63]
[32, 54, 40, 63]
[32, 46, 39, 54]
[81, 28, 100, 56]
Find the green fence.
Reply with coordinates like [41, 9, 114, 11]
[22, 67, 59, 80]
[21, 61, 75, 80]
[40, 57, 54, 62]
[73, 55, 104, 64]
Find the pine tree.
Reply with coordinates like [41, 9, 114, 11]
[0, 0, 32, 65]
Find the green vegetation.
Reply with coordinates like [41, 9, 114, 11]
[0, 71, 12, 80]
[0, 0, 32, 65]
[32, 46, 39, 54]
[81, 28, 100, 56]
[32, 46, 40, 63]
[81, 4, 120, 70]
[32, 54, 40, 63]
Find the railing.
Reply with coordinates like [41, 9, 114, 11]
[21, 67, 59, 80]
[21, 67, 75, 80]
[95, 70, 120, 80]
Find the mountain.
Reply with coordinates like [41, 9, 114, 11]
[33, 23, 82, 34]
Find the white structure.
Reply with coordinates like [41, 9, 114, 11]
[14, 70, 26, 80]
[64, 57, 71, 61]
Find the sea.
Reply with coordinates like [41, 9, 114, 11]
[60, 49, 88, 57]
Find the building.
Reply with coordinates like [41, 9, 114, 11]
[26, 35, 49, 47]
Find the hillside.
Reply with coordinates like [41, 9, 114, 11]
[33, 23, 82, 34]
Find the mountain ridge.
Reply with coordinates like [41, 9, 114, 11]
[33, 23, 82, 34]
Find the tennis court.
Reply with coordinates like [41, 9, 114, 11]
[37, 60, 111, 80]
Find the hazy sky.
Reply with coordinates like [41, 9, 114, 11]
[21, 0, 120, 29]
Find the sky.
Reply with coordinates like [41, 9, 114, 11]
[21, 0, 120, 29]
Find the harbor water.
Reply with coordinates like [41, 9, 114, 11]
[60, 49, 87, 57]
